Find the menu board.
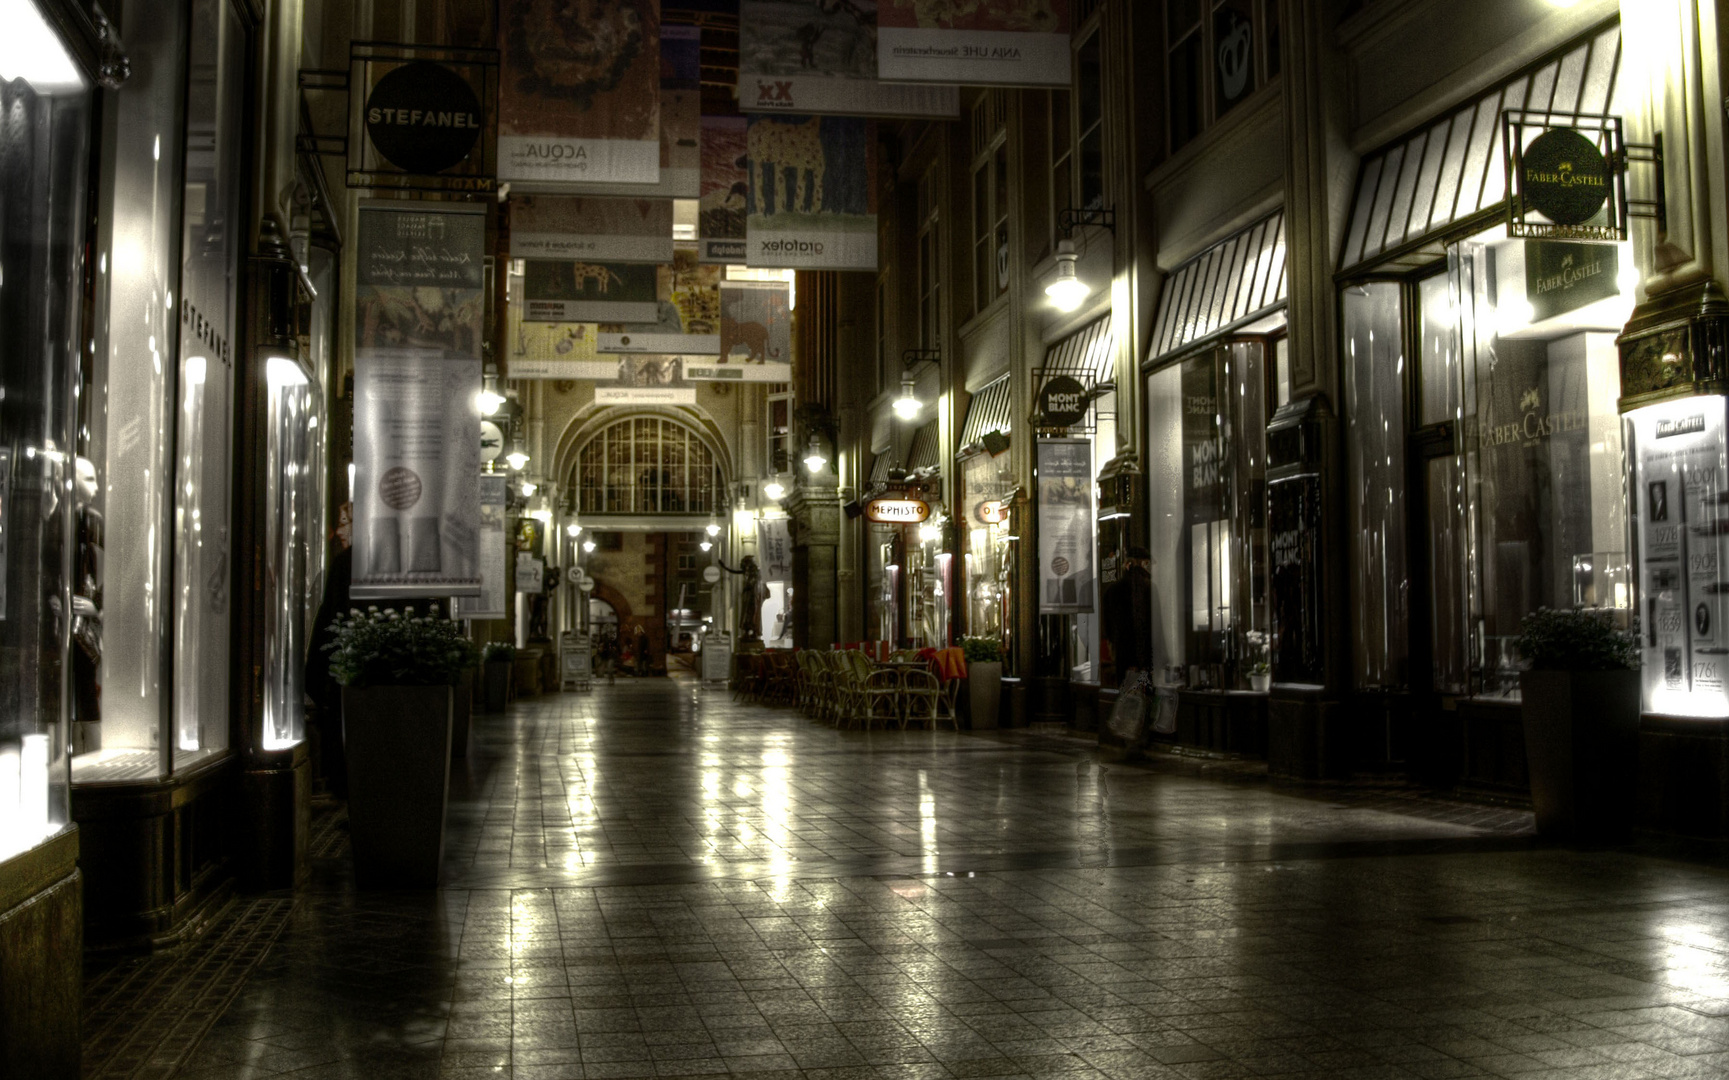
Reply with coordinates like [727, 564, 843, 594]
[1629, 396, 1729, 716]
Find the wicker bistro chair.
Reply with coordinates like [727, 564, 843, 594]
[764, 650, 797, 706]
[731, 653, 757, 703]
[794, 651, 817, 714]
[934, 673, 962, 730]
[901, 667, 941, 730]
[843, 651, 876, 728]
[862, 668, 903, 728]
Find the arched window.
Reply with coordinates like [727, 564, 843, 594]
[575, 416, 723, 515]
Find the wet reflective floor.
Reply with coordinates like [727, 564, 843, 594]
[165, 680, 1729, 1079]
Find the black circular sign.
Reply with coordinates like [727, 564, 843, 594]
[365, 61, 483, 176]
[1521, 128, 1610, 226]
[1038, 375, 1089, 428]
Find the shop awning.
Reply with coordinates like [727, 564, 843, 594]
[906, 420, 942, 475]
[869, 451, 896, 483]
[1338, 21, 1621, 274]
[1147, 211, 1285, 365]
[958, 375, 1012, 452]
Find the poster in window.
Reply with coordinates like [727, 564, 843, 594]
[597, 248, 722, 355]
[497, 0, 661, 186]
[700, 117, 749, 264]
[521, 259, 661, 323]
[1267, 471, 1323, 684]
[508, 195, 673, 264]
[352, 203, 485, 599]
[1037, 438, 1095, 614]
[876, 0, 1071, 87]
[745, 114, 878, 270]
[739, 1, 958, 117]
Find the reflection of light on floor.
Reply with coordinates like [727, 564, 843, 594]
[889, 879, 927, 900]
[919, 769, 938, 874]
[1654, 919, 1729, 997]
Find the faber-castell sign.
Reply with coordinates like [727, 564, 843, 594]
[864, 497, 931, 524]
[1504, 114, 1627, 241]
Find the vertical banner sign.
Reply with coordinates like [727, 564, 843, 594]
[1037, 438, 1095, 614]
[877, 0, 1072, 87]
[598, 248, 722, 354]
[746, 114, 877, 269]
[756, 518, 793, 583]
[739, 1, 959, 118]
[700, 117, 749, 263]
[508, 195, 674, 263]
[352, 203, 485, 598]
[497, 0, 661, 186]
[456, 473, 509, 619]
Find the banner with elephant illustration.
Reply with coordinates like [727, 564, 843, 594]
[745, 114, 877, 270]
[351, 202, 484, 599]
[738, 0, 958, 118]
[700, 117, 749, 263]
[877, 0, 1072, 87]
[497, 0, 661, 186]
[508, 195, 673, 264]
[596, 248, 721, 355]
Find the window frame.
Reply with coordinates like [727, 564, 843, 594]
[1163, 0, 1281, 156]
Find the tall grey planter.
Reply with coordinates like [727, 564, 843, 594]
[968, 662, 1002, 731]
[1520, 669, 1640, 839]
[343, 684, 453, 887]
[451, 668, 473, 760]
[483, 660, 511, 712]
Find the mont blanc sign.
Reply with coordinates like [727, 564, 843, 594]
[864, 497, 931, 524]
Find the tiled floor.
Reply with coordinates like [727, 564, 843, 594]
[161, 678, 1729, 1079]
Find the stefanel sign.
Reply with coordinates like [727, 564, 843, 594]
[864, 496, 931, 524]
[348, 43, 497, 192]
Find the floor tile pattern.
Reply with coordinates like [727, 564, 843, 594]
[162, 679, 1729, 1080]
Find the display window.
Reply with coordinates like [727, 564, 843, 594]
[1144, 339, 1272, 690]
[75, 0, 248, 783]
[961, 450, 1012, 643]
[1345, 229, 1634, 702]
[0, 0, 94, 858]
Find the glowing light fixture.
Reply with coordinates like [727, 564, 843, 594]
[520, 480, 537, 497]
[1045, 239, 1091, 312]
[566, 521, 582, 538]
[705, 517, 721, 538]
[763, 478, 786, 501]
[700, 539, 713, 552]
[505, 445, 530, 471]
[803, 435, 828, 474]
[265, 355, 307, 388]
[894, 375, 921, 420]
[582, 538, 596, 553]
[477, 372, 504, 416]
[0, 0, 86, 94]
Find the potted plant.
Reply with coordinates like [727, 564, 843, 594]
[1244, 629, 1272, 693]
[962, 636, 1004, 731]
[1514, 606, 1640, 840]
[482, 641, 515, 712]
[327, 605, 478, 887]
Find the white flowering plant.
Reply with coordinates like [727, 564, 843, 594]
[324, 604, 479, 687]
[1244, 629, 1271, 676]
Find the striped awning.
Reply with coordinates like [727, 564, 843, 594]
[869, 451, 896, 483]
[907, 420, 941, 474]
[1338, 22, 1620, 274]
[959, 375, 1012, 450]
[1148, 211, 1285, 364]
[1042, 315, 1115, 381]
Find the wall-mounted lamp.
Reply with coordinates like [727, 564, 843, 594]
[700, 539, 713, 552]
[706, 516, 721, 538]
[477, 370, 504, 416]
[896, 349, 941, 421]
[1047, 207, 1115, 313]
[582, 538, 596, 553]
[763, 478, 787, 501]
[566, 521, 582, 538]
[505, 438, 530, 471]
[803, 434, 829, 473]
[520, 480, 538, 497]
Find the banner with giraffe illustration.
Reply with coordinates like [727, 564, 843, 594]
[497, 0, 661, 186]
[508, 195, 673, 264]
[521, 259, 660, 322]
[877, 0, 1071, 87]
[596, 247, 722, 355]
[738, 0, 958, 118]
[700, 117, 749, 264]
[745, 114, 877, 270]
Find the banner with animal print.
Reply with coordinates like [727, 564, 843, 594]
[508, 195, 674, 264]
[521, 259, 660, 322]
[597, 248, 721, 355]
[739, 1, 958, 118]
[877, 0, 1071, 86]
[498, 0, 661, 186]
[745, 115, 877, 270]
[700, 117, 749, 263]
[693, 280, 792, 379]
[594, 356, 697, 404]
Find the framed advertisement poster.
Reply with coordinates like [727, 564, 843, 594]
[1036, 438, 1095, 614]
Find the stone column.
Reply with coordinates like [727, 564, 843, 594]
[788, 474, 842, 649]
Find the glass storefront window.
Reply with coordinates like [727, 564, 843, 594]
[1343, 282, 1410, 689]
[1144, 340, 1270, 689]
[264, 358, 314, 749]
[962, 452, 1012, 642]
[1448, 233, 1632, 698]
[0, 0, 92, 857]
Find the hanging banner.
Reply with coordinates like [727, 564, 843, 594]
[497, 0, 661, 187]
[756, 518, 793, 582]
[877, 0, 1072, 87]
[352, 203, 485, 599]
[551, 24, 701, 198]
[745, 114, 877, 270]
[739, 1, 959, 118]
[699, 117, 749, 264]
[1036, 438, 1094, 614]
[719, 280, 792, 364]
[508, 195, 674, 264]
[598, 249, 722, 354]
[521, 259, 660, 322]
[455, 473, 509, 619]
[684, 362, 792, 382]
[347, 43, 498, 192]
[595, 356, 696, 403]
